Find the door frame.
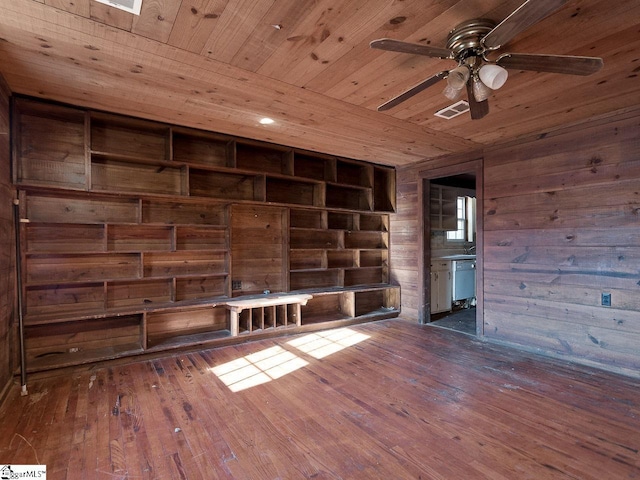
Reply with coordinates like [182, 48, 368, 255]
[417, 158, 484, 337]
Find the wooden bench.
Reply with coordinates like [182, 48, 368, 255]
[223, 293, 313, 336]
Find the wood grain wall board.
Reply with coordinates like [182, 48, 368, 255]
[484, 294, 640, 334]
[0, 72, 13, 402]
[231, 205, 287, 295]
[485, 276, 639, 311]
[482, 307, 640, 373]
[484, 227, 640, 248]
[480, 111, 640, 373]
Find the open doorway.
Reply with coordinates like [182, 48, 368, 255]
[429, 174, 476, 335]
[418, 159, 483, 337]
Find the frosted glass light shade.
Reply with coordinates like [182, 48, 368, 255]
[447, 66, 470, 90]
[479, 64, 508, 89]
[443, 84, 463, 101]
[472, 78, 492, 102]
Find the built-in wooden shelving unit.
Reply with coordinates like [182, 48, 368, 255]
[12, 96, 399, 372]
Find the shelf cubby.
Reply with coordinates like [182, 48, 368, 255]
[336, 159, 372, 188]
[189, 168, 262, 201]
[290, 228, 342, 249]
[26, 223, 105, 254]
[290, 249, 325, 270]
[373, 166, 396, 212]
[26, 253, 141, 285]
[360, 250, 387, 268]
[345, 231, 387, 250]
[25, 282, 105, 320]
[106, 279, 173, 309]
[143, 251, 227, 278]
[290, 208, 325, 229]
[26, 192, 140, 225]
[142, 199, 227, 226]
[25, 315, 143, 371]
[265, 177, 323, 206]
[91, 156, 185, 196]
[146, 307, 229, 349]
[175, 275, 228, 301]
[344, 268, 385, 287]
[172, 129, 233, 168]
[107, 225, 173, 252]
[293, 152, 334, 181]
[359, 213, 388, 232]
[236, 141, 292, 175]
[90, 112, 169, 161]
[326, 184, 371, 211]
[327, 250, 356, 269]
[290, 269, 341, 290]
[13, 98, 86, 190]
[301, 294, 351, 324]
[327, 211, 356, 230]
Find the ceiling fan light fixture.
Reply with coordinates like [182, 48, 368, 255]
[478, 64, 509, 89]
[472, 77, 492, 102]
[443, 84, 463, 101]
[446, 65, 470, 90]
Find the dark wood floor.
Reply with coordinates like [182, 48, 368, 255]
[1, 319, 639, 479]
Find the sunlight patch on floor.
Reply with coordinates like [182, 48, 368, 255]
[287, 328, 370, 359]
[211, 345, 308, 392]
[211, 328, 370, 391]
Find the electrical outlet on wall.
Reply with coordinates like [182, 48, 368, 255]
[601, 293, 611, 307]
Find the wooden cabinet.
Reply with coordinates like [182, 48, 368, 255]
[12, 96, 399, 372]
[430, 260, 452, 314]
[430, 184, 458, 231]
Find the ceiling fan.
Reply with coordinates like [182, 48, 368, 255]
[370, 0, 603, 120]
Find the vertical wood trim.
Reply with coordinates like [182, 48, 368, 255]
[418, 178, 430, 324]
[282, 207, 289, 292]
[141, 312, 148, 350]
[475, 161, 484, 337]
[10, 99, 20, 185]
[84, 111, 91, 191]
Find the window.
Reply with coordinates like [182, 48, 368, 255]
[447, 195, 475, 242]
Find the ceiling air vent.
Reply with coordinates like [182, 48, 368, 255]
[93, 0, 143, 15]
[434, 100, 470, 120]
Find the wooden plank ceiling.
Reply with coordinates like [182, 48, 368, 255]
[0, 0, 638, 166]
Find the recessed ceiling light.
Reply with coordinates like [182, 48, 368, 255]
[259, 117, 275, 125]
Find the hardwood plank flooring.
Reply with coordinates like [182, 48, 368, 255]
[1, 319, 639, 479]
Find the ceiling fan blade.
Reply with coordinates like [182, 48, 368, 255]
[497, 53, 603, 75]
[465, 81, 489, 120]
[482, 0, 568, 49]
[370, 38, 452, 59]
[378, 72, 447, 111]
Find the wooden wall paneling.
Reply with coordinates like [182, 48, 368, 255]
[482, 112, 640, 375]
[0, 74, 14, 401]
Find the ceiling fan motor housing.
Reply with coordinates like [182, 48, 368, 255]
[446, 19, 496, 62]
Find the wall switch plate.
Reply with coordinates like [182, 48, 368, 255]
[601, 293, 611, 307]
